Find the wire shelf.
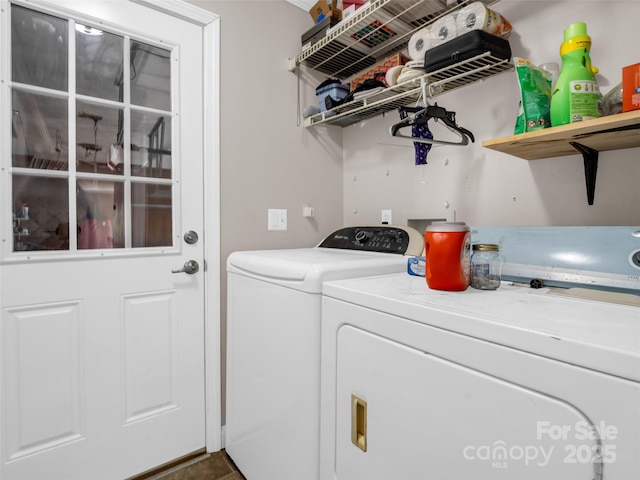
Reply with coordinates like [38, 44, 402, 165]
[303, 52, 513, 128]
[291, 0, 496, 79]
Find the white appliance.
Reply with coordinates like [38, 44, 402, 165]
[319, 226, 640, 480]
[225, 225, 424, 480]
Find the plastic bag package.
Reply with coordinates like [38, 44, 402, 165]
[513, 57, 552, 134]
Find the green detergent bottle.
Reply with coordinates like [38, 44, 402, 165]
[550, 22, 602, 126]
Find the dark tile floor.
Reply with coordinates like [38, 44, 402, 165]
[148, 450, 246, 480]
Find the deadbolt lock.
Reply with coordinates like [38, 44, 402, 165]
[184, 230, 199, 245]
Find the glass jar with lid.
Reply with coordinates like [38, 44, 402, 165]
[470, 244, 501, 290]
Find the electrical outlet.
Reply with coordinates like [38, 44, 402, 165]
[302, 205, 314, 218]
[381, 209, 392, 224]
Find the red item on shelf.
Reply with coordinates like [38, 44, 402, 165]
[622, 62, 640, 112]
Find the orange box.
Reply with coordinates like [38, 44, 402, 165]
[349, 53, 410, 91]
[622, 62, 640, 112]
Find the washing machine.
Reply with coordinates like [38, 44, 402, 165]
[225, 225, 424, 480]
[319, 226, 640, 480]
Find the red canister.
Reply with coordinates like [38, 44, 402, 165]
[424, 222, 471, 291]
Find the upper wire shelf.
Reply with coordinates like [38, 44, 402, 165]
[289, 0, 496, 79]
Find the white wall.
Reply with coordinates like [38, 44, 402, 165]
[342, 1, 640, 228]
[188, 0, 344, 422]
[190, 1, 343, 256]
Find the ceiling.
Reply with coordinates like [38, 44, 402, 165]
[287, 0, 317, 11]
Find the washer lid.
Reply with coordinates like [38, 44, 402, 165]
[227, 248, 409, 293]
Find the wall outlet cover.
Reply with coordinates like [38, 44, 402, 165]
[268, 209, 287, 231]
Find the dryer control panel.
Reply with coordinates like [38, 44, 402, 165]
[318, 226, 424, 256]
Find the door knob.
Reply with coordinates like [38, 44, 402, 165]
[172, 260, 199, 274]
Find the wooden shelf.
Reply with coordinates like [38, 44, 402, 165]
[482, 110, 640, 205]
[482, 110, 640, 160]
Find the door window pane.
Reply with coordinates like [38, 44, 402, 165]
[8, 6, 175, 255]
[131, 110, 171, 179]
[76, 101, 124, 175]
[77, 180, 124, 249]
[12, 90, 68, 170]
[76, 25, 124, 102]
[13, 175, 69, 251]
[130, 40, 171, 111]
[11, 5, 68, 91]
[132, 183, 172, 247]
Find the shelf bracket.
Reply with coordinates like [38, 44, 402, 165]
[287, 57, 298, 73]
[569, 141, 598, 206]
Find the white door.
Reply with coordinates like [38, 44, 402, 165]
[0, 1, 219, 478]
[335, 326, 598, 480]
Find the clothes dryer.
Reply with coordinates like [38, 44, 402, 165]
[225, 225, 423, 480]
[319, 226, 640, 480]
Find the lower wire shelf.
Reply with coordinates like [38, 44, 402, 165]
[303, 52, 513, 128]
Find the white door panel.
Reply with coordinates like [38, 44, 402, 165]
[1, 1, 215, 478]
[4, 301, 83, 461]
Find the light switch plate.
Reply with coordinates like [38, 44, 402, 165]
[268, 209, 287, 231]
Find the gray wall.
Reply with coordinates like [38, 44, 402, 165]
[189, 1, 344, 422]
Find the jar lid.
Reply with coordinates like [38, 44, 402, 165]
[425, 221, 469, 233]
[472, 243, 499, 251]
